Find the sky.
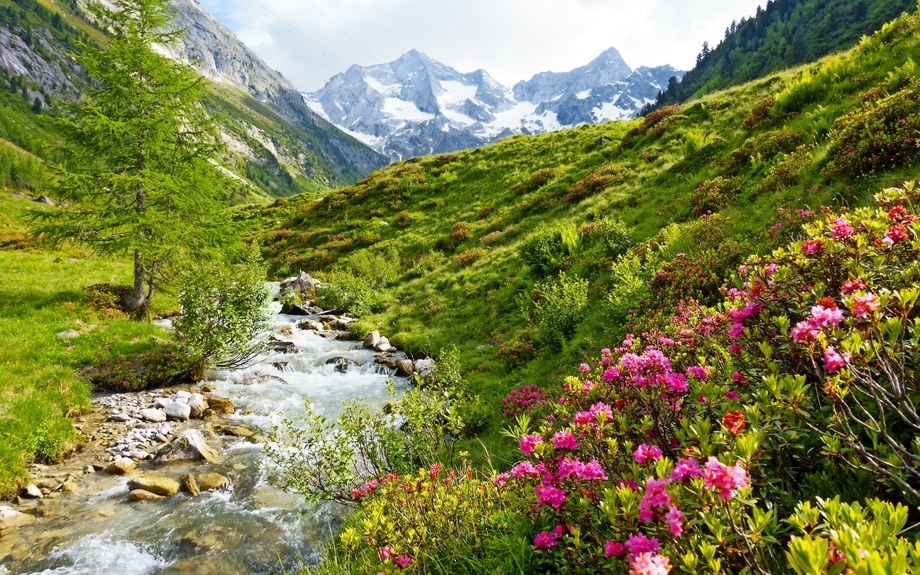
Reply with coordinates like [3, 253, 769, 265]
[196, 0, 767, 93]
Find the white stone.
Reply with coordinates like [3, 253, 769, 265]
[23, 484, 42, 499]
[139, 409, 167, 423]
[56, 329, 80, 339]
[163, 402, 191, 421]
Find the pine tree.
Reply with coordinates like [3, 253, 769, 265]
[36, 0, 230, 312]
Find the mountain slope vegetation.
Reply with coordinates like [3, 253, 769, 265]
[650, 0, 916, 109]
[251, 7, 920, 572]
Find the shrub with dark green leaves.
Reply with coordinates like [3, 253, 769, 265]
[689, 176, 742, 215]
[520, 272, 589, 349]
[581, 218, 634, 259]
[518, 225, 573, 274]
[510, 167, 558, 194]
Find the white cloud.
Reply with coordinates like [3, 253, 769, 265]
[195, 0, 766, 91]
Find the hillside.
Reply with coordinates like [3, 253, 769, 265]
[649, 0, 915, 109]
[255, 4, 920, 454]
[0, 0, 387, 200]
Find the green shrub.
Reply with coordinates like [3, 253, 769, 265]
[405, 251, 447, 279]
[510, 167, 558, 194]
[452, 247, 486, 268]
[724, 128, 807, 171]
[581, 218, 634, 259]
[89, 345, 191, 391]
[315, 269, 376, 316]
[689, 176, 742, 215]
[742, 95, 776, 130]
[172, 249, 271, 373]
[825, 77, 920, 177]
[520, 272, 589, 349]
[346, 246, 400, 289]
[621, 104, 681, 148]
[755, 145, 814, 194]
[518, 224, 578, 275]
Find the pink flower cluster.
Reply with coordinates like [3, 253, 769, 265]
[553, 430, 578, 449]
[792, 304, 844, 343]
[573, 402, 614, 425]
[557, 457, 608, 481]
[848, 293, 880, 318]
[829, 218, 855, 238]
[534, 485, 567, 508]
[634, 443, 662, 463]
[701, 457, 749, 500]
[824, 346, 850, 373]
[630, 552, 672, 575]
[519, 433, 543, 455]
[638, 477, 671, 521]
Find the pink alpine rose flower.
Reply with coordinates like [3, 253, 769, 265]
[519, 433, 543, 455]
[534, 531, 556, 549]
[553, 430, 578, 450]
[849, 293, 880, 318]
[634, 443, 663, 463]
[630, 552, 672, 575]
[824, 346, 850, 373]
[702, 457, 749, 500]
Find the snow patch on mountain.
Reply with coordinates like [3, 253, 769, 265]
[305, 47, 683, 162]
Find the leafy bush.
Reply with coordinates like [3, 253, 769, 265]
[510, 167, 558, 194]
[689, 176, 742, 215]
[82, 283, 129, 318]
[755, 145, 814, 194]
[742, 95, 776, 131]
[622, 104, 681, 148]
[172, 249, 271, 373]
[315, 269, 377, 316]
[479, 230, 502, 245]
[649, 243, 743, 307]
[89, 345, 191, 391]
[405, 251, 447, 279]
[520, 272, 589, 349]
[518, 224, 579, 275]
[581, 218, 634, 259]
[563, 164, 628, 203]
[825, 77, 920, 177]
[724, 128, 807, 172]
[346, 246, 400, 290]
[452, 247, 486, 268]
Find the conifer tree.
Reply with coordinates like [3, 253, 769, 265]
[37, 0, 229, 312]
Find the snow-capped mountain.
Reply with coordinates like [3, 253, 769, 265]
[305, 48, 683, 161]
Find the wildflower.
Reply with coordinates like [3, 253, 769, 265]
[829, 218, 854, 238]
[848, 293, 880, 318]
[665, 506, 684, 536]
[535, 485, 567, 508]
[724, 390, 739, 399]
[494, 472, 510, 487]
[702, 457, 749, 500]
[624, 533, 660, 556]
[605, 540, 626, 557]
[722, 411, 745, 435]
[603, 366, 621, 381]
[728, 322, 745, 339]
[557, 457, 585, 479]
[685, 366, 708, 380]
[394, 554, 413, 568]
[630, 552, 672, 575]
[802, 239, 825, 253]
[841, 277, 865, 294]
[379, 546, 396, 560]
[351, 487, 364, 499]
[534, 531, 556, 549]
[883, 224, 909, 245]
[579, 363, 591, 372]
[634, 444, 663, 463]
[810, 305, 844, 328]
[553, 430, 578, 450]
[664, 372, 687, 392]
[638, 477, 671, 521]
[888, 205, 907, 221]
[824, 346, 850, 373]
[580, 459, 608, 481]
[731, 371, 747, 382]
[601, 347, 612, 355]
[510, 461, 541, 478]
[519, 433, 543, 455]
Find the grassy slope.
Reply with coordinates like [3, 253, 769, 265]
[254, 8, 920, 467]
[0, 192, 173, 493]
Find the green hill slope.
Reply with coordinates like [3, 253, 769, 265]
[649, 0, 916, 110]
[255, 6, 920, 435]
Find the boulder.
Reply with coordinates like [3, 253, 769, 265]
[364, 331, 381, 348]
[154, 429, 218, 464]
[267, 339, 298, 354]
[187, 394, 208, 418]
[279, 271, 318, 296]
[271, 361, 293, 372]
[325, 357, 352, 373]
[180, 474, 200, 496]
[280, 303, 310, 315]
[163, 402, 191, 421]
[34, 194, 54, 206]
[139, 409, 167, 423]
[22, 484, 42, 499]
[297, 319, 323, 332]
[154, 397, 172, 409]
[214, 425, 254, 438]
[200, 383, 216, 393]
[415, 358, 436, 378]
[60, 480, 81, 493]
[56, 329, 80, 339]
[206, 396, 234, 415]
[175, 390, 192, 401]
[197, 472, 230, 491]
[0, 506, 37, 536]
[128, 476, 181, 496]
[128, 489, 165, 502]
[374, 337, 392, 352]
[107, 411, 132, 422]
[396, 359, 415, 377]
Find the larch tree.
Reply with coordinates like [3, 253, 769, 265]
[37, 0, 231, 312]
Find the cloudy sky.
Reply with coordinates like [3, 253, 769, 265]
[196, 0, 766, 92]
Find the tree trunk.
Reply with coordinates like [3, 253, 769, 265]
[121, 250, 148, 311]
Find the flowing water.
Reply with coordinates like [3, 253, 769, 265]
[4, 303, 405, 575]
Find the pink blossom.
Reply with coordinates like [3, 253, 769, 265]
[557, 457, 585, 479]
[670, 458, 702, 481]
[519, 434, 543, 455]
[535, 485, 567, 508]
[664, 372, 687, 393]
[603, 366, 621, 381]
[810, 305, 844, 328]
[553, 430, 578, 450]
[792, 320, 820, 343]
[731, 371, 747, 382]
[685, 366, 708, 380]
[601, 347, 612, 355]
[724, 390, 739, 399]
[510, 461, 542, 478]
[590, 402, 614, 422]
[638, 477, 671, 521]
[802, 239, 825, 253]
[379, 546, 396, 560]
[829, 218, 855, 238]
[665, 506, 684, 536]
[579, 363, 591, 372]
[849, 293, 880, 318]
[841, 277, 865, 294]
[394, 554, 413, 568]
[534, 531, 556, 549]
[494, 472, 510, 487]
[634, 443, 663, 463]
[824, 346, 850, 373]
[604, 540, 626, 557]
[624, 533, 660, 556]
[630, 552, 672, 575]
[883, 224, 909, 245]
[728, 322, 745, 339]
[580, 459, 608, 481]
[702, 457, 749, 500]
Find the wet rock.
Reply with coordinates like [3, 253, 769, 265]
[325, 357, 353, 373]
[214, 425, 253, 438]
[174, 390, 192, 401]
[0, 506, 37, 536]
[163, 402, 191, 421]
[154, 429, 218, 464]
[275, 325, 294, 337]
[154, 397, 172, 409]
[32, 478, 57, 490]
[197, 472, 230, 491]
[374, 337, 392, 353]
[107, 411, 132, 422]
[267, 338, 298, 353]
[128, 476, 181, 496]
[187, 394, 208, 418]
[396, 359, 415, 377]
[206, 397, 234, 415]
[279, 271, 318, 296]
[180, 474, 200, 496]
[271, 361, 293, 372]
[364, 331, 381, 348]
[280, 303, 310, 315]
[415, 358, 436, 378]
[296, 319, 323, 332]
[200, 383, 216, 393]
[60, 480, 81, 493]
[140, 408, 167, 423]
[56, 329, 80, 339]
[34, 194, 54, 206]
[84, 465, 96, 474]
[22, 485, 42, 499]
[128, 489, 165, 501]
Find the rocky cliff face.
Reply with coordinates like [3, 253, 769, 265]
[307, 48, 684, 162]
[0, 24, 81, 107]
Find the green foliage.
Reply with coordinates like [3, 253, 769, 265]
[33, 0, 234, 312]
[314, 270, 376, 316]
[581, 218, 634, 259]
[520, 272, 589, 350]
[518, 223, 579, 275]
[0, 144, 45, 192]
[172, 248, 270, 372]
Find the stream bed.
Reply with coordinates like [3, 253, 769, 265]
[3, 305, 406, 575]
